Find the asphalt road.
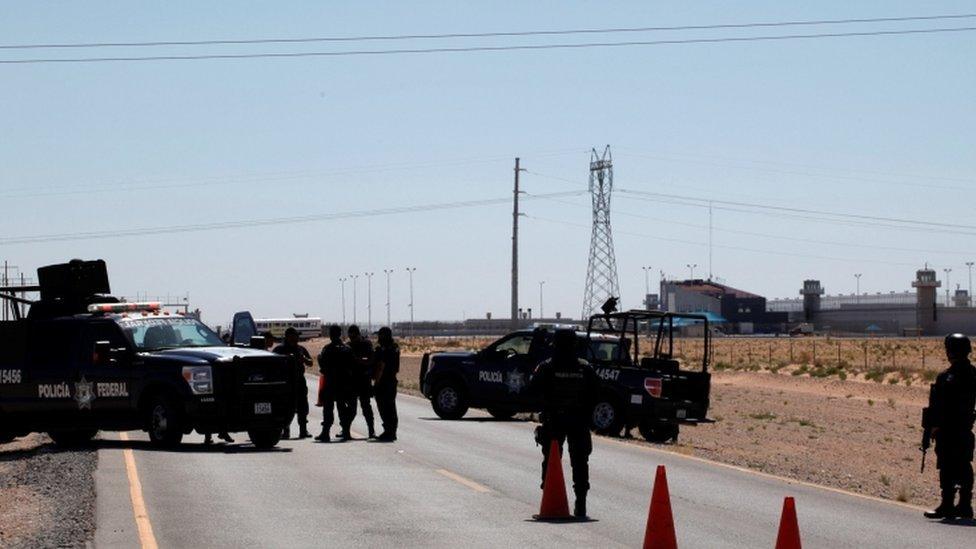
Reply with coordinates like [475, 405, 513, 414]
[94, 376, 975, 548]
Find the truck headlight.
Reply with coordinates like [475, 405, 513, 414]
[182, 366, 213, 395]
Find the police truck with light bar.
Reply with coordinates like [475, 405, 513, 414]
[0, 259, 296, 448]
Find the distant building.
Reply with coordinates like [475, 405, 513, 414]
[660, 279, 787, 334]
[769, 268, 976, 335]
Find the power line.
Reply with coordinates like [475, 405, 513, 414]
[0, 190, 585, 246]
[4, 14, 972, 50]
[0, 148, 583, 199]
[527, 214, 918, 267]
[526, 169, 976, 237]
[536, 193, 976, 256]
[612, 146, 976, 185]
[2, 26, 973, 65]
[617, 188, 976, 230]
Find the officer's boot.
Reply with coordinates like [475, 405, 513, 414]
[281, 427, 291, 440]
[367, 421, 376, 439]
[924, 490, 958, 519]
[315, 428, 330, 442]
[956, 489, 973, 519]
[574, 491, 587, 518]
[298, 423, 311, 439]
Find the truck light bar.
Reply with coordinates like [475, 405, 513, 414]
[88, 302, 161, 314]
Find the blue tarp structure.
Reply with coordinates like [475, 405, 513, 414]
[650, 311, 728, 328]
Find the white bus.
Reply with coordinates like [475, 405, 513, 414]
[254, 316, 322, 340]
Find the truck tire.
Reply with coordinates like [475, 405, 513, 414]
[47, 429, 98, 447]
[487, 408, 515, 420]
[591, 396, 625, 436]
[248, 428, 282, 449]
[639, 421, 679, 443]
[431, 381, 469, 420]
[147, 394, 185, 447]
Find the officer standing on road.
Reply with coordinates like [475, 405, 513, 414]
[316, 325, 356, 442]
[528, 328, 600, 518]
[372, 327, 400, 442]
[273, 327, 313, 439]
[923, 333, 976, 520]
[348, 325, 377, 439]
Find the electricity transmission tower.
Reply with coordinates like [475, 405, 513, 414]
[582, 145, 620, 318]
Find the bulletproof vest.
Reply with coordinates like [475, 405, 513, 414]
[937, 361, 976, 431]
[544, 358, 591, 411]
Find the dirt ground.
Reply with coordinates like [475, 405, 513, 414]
[0, 434, 97, 548]
[300, 336, 942, 506]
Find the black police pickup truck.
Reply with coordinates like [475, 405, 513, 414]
[420, 310, 712, 442]
[0, 260, 296, 448]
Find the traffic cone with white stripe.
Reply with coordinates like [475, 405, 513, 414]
[643, 465, 677, 549]
[774, 497, 801, 549]
[533, 440, 572, 520]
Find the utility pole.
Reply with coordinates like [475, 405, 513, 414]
[406, 267, 416, 336]
[350, 274, 359, 325]
[944, 268, 952, 307]
[686, 263, 698, 280]
[383, 269, 393, 327]
[854, 273, 862, 304]
[512, 157, 525, 329]
[539, 281, 545, 319]
[967, 262, 974, 300]
[365, 272, 374, 333]
[339, 277, 347, 326]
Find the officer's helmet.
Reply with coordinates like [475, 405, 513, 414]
[553, 328, 576, 355]
[944, 333, 971, 359]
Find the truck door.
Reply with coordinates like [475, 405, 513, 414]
[479, 334, 535, 405]
[230, 311, 257, 346]
[81, 320, 136, 419]
[24, 319, 85, 423]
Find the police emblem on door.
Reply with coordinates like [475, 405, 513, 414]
[75, 376, 95, 410]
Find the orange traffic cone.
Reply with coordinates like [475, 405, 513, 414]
[533, 440, 572, 520]
[643, 465, 677, 549]
[774, 497, 801, 549]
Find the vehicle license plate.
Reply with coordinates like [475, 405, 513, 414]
[254, 402, 272, 414]
[676, 408, 687, 419]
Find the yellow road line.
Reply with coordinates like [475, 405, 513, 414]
[436, 468, 491, 493]
[118, 432, 159, 549]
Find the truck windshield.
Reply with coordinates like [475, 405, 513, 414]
[116, 317, 223, 350]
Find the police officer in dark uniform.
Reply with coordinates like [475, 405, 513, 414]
[528, 328, 600, 518]
[347, 325, 377, 439]
[372, 327, 400, 442]
[924, 333, 976, 519]
[273, 327, 312, 439]
[316, 325, 356, 442]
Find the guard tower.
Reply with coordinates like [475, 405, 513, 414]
[800, 280, 824, 323]
[912, 268, 941, 335]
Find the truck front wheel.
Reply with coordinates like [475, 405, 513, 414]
[431, 382, 468, 420]
[248, 428, 282, 449]
[147, 395, 185, 447]
[591, 397, 625, 436]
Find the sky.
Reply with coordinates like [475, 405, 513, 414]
[1, 2, 974, 328]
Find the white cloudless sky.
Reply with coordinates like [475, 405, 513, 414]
[1, 1, 974, 327]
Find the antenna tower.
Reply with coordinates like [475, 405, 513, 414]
[582, 145, 620, 318]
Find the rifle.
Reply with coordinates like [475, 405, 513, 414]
[920, 406, 931, 473]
